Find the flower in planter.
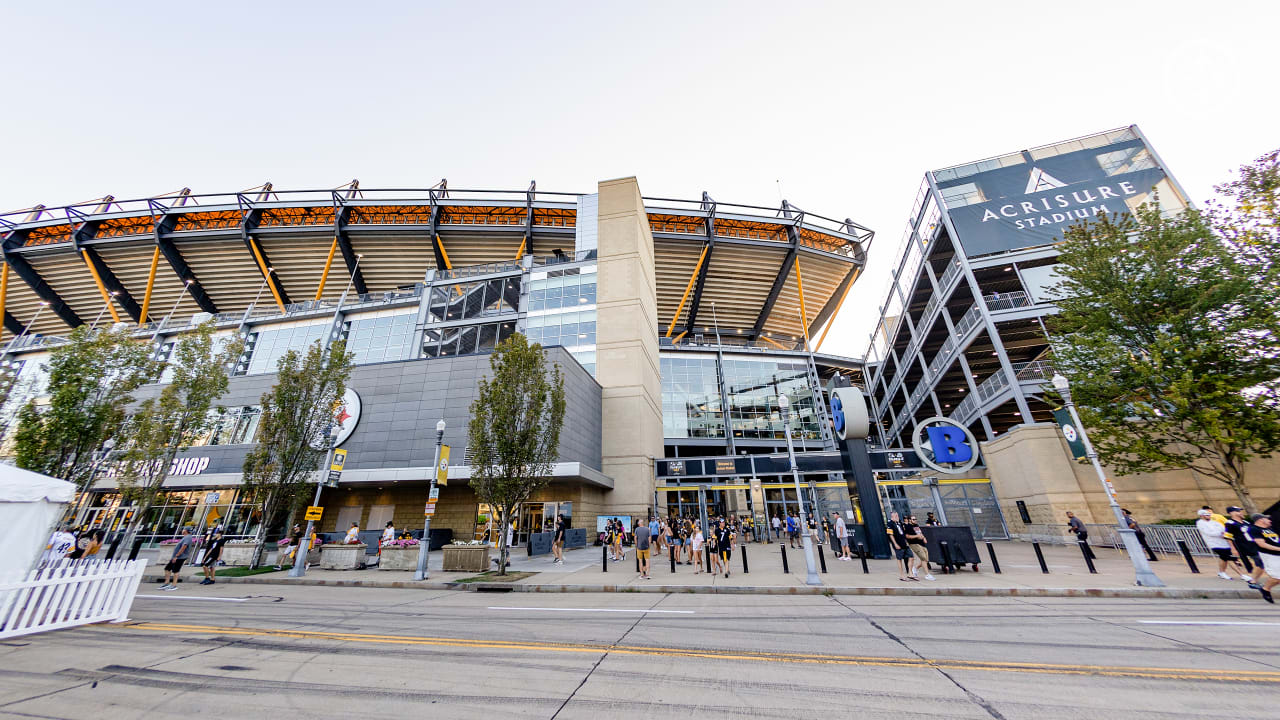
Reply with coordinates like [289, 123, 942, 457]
[384, 538, 419, 548]
[276, 538, 291, 547]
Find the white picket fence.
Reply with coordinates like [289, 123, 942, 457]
[0, 559, 147, 639]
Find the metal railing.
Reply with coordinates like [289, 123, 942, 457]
[438, 260, 523, 280]
[532, 249, 598, 267]
[1013, 523, 1213, 556]
[1014, 359, 1055, 383]
[984, 291, 1033, 312]
[927, 303, 983, 378]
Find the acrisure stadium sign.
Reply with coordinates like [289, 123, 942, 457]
[911, 417, 979, 474]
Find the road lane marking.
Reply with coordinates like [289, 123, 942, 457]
[488, 606, 694, 614]
[109, 622, 1280, 684]
[1140, 621, 1280, 626]
[135, 595, 248, 602]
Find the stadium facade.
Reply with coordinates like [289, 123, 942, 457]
[0, 178, 876, 546]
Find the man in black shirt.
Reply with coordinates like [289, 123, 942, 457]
[886, 512, 912, 581]
[1248, 514, 1280, 603]
[715, 518, 734, 579]
[1225, 506, 1264, 586]
[903, 516, 934, 581]
[200, 531, 226, 585]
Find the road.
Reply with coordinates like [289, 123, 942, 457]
[1, 585, 1278, 718]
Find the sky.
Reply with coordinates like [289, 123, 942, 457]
[1, 1, 1276, 358]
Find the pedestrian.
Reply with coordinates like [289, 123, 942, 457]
[43, 525, 76, 566]
[67, 526, 91, 560]
[1225, 506, 1265, 587]
[691, 524, 705, 574]
[613, 519, 625, 561]
[716, 517, 733, 579]
[1197, 509, 1249, 580]
[200, 531, 226, 585]
[1065, 511, 1096, 560]
[552, 515, 565, 565]
[886, 512, 913, 581]
[904, 515, 935, 580]
[925, 512, 941, 527]
[772, 514, 781, 540]
[276, 524, 303, 569]
[635, 519, 652, 579]
[1247, 515, 1280, 603]
[832, 512, 851, 560]
[786, 513, 799, 548]
[820, 515, 832, 546]
[344, 522, 360, 544]
[1122, 509, 1156, 560]
[160, 527, 196, 591]
[381, 521, 395, 548]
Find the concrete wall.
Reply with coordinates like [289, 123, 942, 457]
[594, 177, 664, 519]
[984, 422, 1280, 531]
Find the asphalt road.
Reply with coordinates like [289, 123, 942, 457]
[2, 585, 1278, 719]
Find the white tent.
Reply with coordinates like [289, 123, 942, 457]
[0, 464, 74, 582]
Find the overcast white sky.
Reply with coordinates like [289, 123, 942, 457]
[2, 1, 1275, 358]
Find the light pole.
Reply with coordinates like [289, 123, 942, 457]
[779, 393, 821, 585]
[414, 419, 446, 581]
[69, 437, 116, 526]
[1051, 373, 1163, 587]
[289, 424, 339, 578]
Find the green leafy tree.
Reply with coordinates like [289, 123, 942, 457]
[12, 324, 157, 494]
[467, 333, 565, 575]
[1049, 184, 1280, 514]
[1210, 148, 1279, 295]
[240, 339, 352, 567]
[117, 322, 243, 543]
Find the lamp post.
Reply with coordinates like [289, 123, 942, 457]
[414, 419, 446, 581]
[1051, 373, 1163, 587]
[778, 393, 821, 585]
[289, 423, 339, 578]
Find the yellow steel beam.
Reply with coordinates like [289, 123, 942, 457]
[758, 335, 786, 350]
[794, 256, 810, 346]
[815, 266, 860, 352]
[248, 239, 286, 312]
[665, 244, 709, 338]
[671, 330, 688, 344]
[315, 237, 339, 301]
[435, 233, 454, 269]
[139, 246, 161, 323]
[514, 237, 527, 261]
[81, 250, 121, 323]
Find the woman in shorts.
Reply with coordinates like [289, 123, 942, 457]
[691, 525, 705, 574]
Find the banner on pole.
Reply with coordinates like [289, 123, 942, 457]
[1052, 408, 1088, 460]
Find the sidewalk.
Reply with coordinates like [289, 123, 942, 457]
[142, 540, 1260, 599]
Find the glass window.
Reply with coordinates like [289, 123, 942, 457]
[343, 311, 415, 365]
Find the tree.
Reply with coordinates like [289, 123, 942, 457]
[1049, 184, 1280, 514]
[467, 333, 565, 575]
[12, 324, 157, 494]
[240, 339, 352, 567]
[117, 322, 243, 544]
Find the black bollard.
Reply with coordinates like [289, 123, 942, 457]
[670, 547, 676, 573]
[128, 537, 143, 562]
[1032, 542, 1049, 574]
[1177, 540, 1200, 574]
[816, 543, 828, 573]
[986, 542, 1001, 574]
[939, 542, 954, 574]
[857, 543, 869, 574]
[781, 545, 790, 574]
[1078, 541, 1098, 573]
[602, 542, 608, 573]
[741, 545, 749, 574]
[705, 544, 712, 573]
[635, 547, 640, 573]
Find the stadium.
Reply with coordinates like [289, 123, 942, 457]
[0, 177, 877, 548]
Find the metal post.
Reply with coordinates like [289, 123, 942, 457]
[1078, 541, 1098, 573]
[986, 542, 1001, 574]
[289, 425, 337, 578]
[414, 424, 444, 581]
[1032, 542, 1049, 574]
[1177, 540, 1200, 574]
[602, 542, 608, 572]
[779, 394, 821, 585]
[1054, 376, 1164, 587]
[780, 544, 789, 573]
[857, 543, 869, 574]
[741, 544, 748, 574]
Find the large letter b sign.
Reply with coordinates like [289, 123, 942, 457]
[925, 426, 973, 464]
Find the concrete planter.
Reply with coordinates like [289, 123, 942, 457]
[220, 542, 261, 567]
[320, 543, 367, 570]
[377, 546, 420, 571]
[442, 544, 490, 572]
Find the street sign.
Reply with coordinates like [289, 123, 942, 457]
[325, 470, 341, 487]
[305, 506, 323, 521]
[423, 503, 437, 517]
[436, 445, 451, 485]
[330, 449, 347, 472]
[204, 491, 221, 504]
[429, 487, 439, 501]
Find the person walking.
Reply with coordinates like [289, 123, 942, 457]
[716, 517, 733, 579]
[886, 512, 913, 581]
[1247, 515, 1280, 603]
[551, 515, 566, 565]
[635, 519, 652, 580]
[160, 528, 196, 591]
[1122, 509, 1156, 561]
[904, 515, 934, 580]
[648, 516, 662, 557]
[276, 524, 304, 569]
[43, 525, 76, 566]
[1197, 508, 1249, 580]
[772, 514, 781, 540]
[691, 524, 705, 574]
[832, 512, 851, 560]
[199, 531, 226, 585]
[1226, 506, 1265, 587]
[1066, 511, 1096, 560]
[786, 513, 799, 549]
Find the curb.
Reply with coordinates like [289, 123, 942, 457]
[144, 574, 1256, 600]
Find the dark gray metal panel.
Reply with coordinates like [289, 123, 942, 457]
[239, 205, 292, 306]
[153, 213, 219, 314]
[0, 231, 82, 328]
[332, 196, 368, 295]
[4, 311, 23, 335]
[81, 245, 143, 322]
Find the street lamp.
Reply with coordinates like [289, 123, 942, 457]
[414, 419, 446, 580]
[1051, 373, 1163, 587]
[290, 423, 340, 578]
[778, 393, 821, 586]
